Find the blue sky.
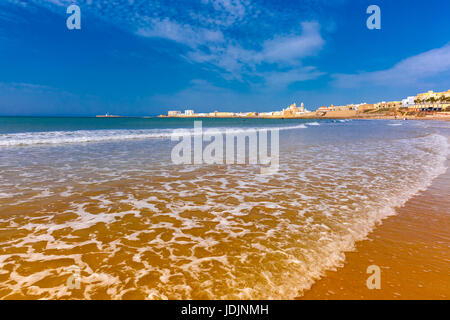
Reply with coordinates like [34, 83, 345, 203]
[0, 0, 449, 116]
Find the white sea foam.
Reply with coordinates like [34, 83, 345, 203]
[0, 123, 309, 147]
[0, 121, 448, 299]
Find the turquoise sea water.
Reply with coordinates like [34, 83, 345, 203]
[0, 116, 441, 146]
[0, 117, 448, 299]
[0, 116, 322, 134]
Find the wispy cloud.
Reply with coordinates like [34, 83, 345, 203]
[259, 67, 325, 88]
[148, 79, 286, 111]
[137, 17, 225, 49]
[0, 82, 63, 93]
[198, 0, 249, 26]
[333, 43, 450, 88]
[12, 0, 326, 87]
[257, 22, 324, 64]
[183, 21, 324, 83]
[0, 81, 100, 115]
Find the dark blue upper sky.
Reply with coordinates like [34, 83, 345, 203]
[0, 0, 449, 116]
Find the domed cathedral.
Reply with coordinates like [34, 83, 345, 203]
[282, 102, 305, 116]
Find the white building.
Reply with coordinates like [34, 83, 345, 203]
[184, 110, 194, 116]
[402, 96, 415, 107]
[168, 110, 182, 116]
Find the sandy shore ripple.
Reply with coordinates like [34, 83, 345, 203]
[300, 159, 450, 300]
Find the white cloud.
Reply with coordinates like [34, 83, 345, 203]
[148, 79, 283, 112]
[11, 0, 326, 87]
[0, 82, 100, 115]
[260, 67, 325, 88]
[258, 22, 324, 64]
[201, 0, 248, 26]
[0, 82, 60, 92]
[137, 17, 224, 49]
[183, 22, 325, 81]
[208, 0, 246, 17]
[333, 43, 450, 88]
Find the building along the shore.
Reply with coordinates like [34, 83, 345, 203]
[282, 103, 308, 116]
[168, 110, 182, 116]
[209, 111, 236, 117]
[402, 96, 416, 107]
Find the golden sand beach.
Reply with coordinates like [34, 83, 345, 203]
[0, 118, 448, 300]
[300, 159, 450, 300]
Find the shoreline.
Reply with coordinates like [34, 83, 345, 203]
[298, 157, 450, 300]
[1, 115, 448, 121]
[0, 118, 448, 299]
[160, 115, 450, 121]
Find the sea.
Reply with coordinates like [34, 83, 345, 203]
[0, 117, 448, 299]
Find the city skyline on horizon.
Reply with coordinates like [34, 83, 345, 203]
[1, 0, 450, 116]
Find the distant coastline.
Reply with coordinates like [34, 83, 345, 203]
[91, 114, 450, 121]
[159, 88, 450, 121]
[158, 113, 450, 121]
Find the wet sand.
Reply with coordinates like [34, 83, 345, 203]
[299, 161, 450, 300]
[1, 120, 448, 299]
